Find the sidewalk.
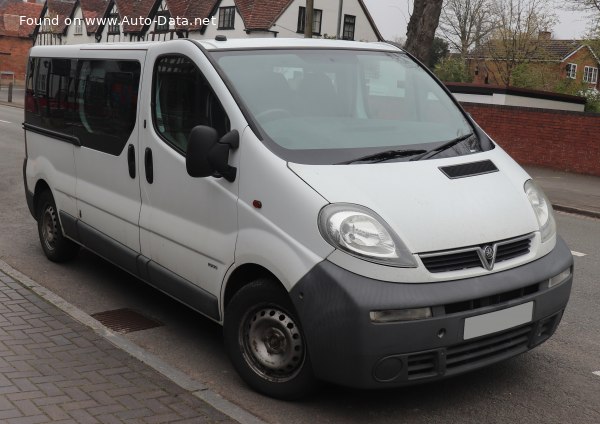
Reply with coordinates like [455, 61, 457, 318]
[525, 166, 600, 219]
[0, 267, 238, 424]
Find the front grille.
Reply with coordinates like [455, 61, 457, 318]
[496, 237, 531, 263]
[445, 324, 532, 373]
[421, 250, 481, 273]
[420, 234, 533, 273]
[444, 283, 540, 315]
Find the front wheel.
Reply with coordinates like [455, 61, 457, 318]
[224, 279, 317, 399]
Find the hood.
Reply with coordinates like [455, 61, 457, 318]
[289, 151, 539, 253]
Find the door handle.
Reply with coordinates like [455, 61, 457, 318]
[127, 145, 135, 178]
[145, 147, 154, 184]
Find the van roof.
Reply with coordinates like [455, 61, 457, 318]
[30, 38, 401, 57]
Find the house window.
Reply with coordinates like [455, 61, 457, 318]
[342, 15, 355, 40]
[218, 7, 235, 30]
[297, 7, 323, 35]
[566, 63, 577, 79]
[74, 19, 82, 35]
[583, 66, 598, 84]
[107, 12, 120, 34]
[156, 10, 170, 32]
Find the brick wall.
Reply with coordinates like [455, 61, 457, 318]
[462, 102, 600, 177]
[0, 36, 33, 83]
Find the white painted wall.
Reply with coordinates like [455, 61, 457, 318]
[452, 92, 585, 112]
[200, 0, 250, 39]
[272, 0, 378, 41]
[64, 5, 96, 45]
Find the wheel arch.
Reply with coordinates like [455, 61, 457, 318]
[33, 179, 52, 219]
[222, 263, 282, 311]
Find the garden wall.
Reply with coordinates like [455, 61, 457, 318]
[461, 102, 600, 177]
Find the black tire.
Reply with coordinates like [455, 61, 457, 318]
[224, 279, 317, 400]
[36, 190, 79, 262]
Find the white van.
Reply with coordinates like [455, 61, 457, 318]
[23, 38, 573, 399]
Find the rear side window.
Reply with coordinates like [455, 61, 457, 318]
[74, 60, 141, 155]
[152, 55, 229, 154]
[25, 57, 140, 156]
[25, 58, 77, 131]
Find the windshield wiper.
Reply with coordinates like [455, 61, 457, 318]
[339, 149, 427, 165]
[410, 133, 475, 162]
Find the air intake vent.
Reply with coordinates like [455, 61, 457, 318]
[440, 160, 498, 179]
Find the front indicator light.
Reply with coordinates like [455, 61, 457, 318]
[370, 308, 432, 323]
[549, 267, 571, 288]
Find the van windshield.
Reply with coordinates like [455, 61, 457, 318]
[212, 49, 480, 164]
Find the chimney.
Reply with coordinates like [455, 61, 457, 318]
[538, 31, 552, 40]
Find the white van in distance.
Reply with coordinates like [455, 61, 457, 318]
[23, 38, 573, 399]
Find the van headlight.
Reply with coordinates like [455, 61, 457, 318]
[524, 180, 556, 243]
[318, 204, 417, 267]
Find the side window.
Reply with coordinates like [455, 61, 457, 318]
[152, 55, 230, 153]
[26, 57, 77, 132]
[25, 58, 39, 120]
[74, 60, 141, 155]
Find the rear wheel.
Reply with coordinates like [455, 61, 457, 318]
[37, 190, 79, 262]
[224, 279, 317, 399]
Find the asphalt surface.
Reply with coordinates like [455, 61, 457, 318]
[1, 104, 599, 423]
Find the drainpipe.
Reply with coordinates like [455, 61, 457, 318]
[304, 0, 313, 38]
[337, 0, 344, 39]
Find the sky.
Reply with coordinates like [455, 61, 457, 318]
[362, 0, 595, 42]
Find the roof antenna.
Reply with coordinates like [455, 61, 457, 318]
[215, 35, 227, 41]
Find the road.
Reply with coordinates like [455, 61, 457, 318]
[1, 104, 599, 423]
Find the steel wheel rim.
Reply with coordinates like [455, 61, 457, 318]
[240, 305, 305, 382]
[41, 204, 58, 252]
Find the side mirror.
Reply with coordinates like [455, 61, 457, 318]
[186, 126, 239, 182]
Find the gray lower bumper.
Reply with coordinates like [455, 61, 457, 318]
[291, 237, 573, 389]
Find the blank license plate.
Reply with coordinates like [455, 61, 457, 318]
[464, 302, 534, 340]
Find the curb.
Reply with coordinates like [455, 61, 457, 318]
[0, 101, 23, 109]
[553, 204, 600, 220]
[0, 259, 267, 424]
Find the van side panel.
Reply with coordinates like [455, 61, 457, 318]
[234, 129, 334, 292]
[26, 135, 77, 219]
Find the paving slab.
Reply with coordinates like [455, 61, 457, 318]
[0, 268, 237, 424]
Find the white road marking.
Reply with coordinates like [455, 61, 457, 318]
[0, 119, 12, 124]
[593, 371, 600, 377]
[571, 251, 587, 257]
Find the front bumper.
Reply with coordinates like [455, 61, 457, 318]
[291, 237, 573, 389]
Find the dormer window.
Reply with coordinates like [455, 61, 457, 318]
[156, 10, 170, 32]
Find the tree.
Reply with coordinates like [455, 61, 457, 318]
[485, 0, 555, 86]
[434, 57, 473, 82]
[428, 37, 450, 68]
[405, 0, 444, 63]
[564, 0, 600, 13]
[439, 0, 495, 59]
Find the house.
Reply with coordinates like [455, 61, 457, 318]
[34, 0, 77, 46]
[0, 0, 43, 83]
[468, 33, 600, 90]
[34, 0, 382, 46]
